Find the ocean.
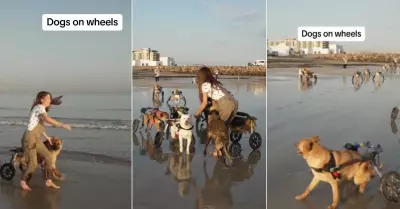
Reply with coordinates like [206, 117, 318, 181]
[0, 92, 131, 161]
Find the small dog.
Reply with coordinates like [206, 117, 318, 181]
[373, 71, 384, 83]
[170, 113, 194, 154]
[16, 137, 64, 181]
[153, 84, 163, 100]
[170, 89, 182, 104]
[204, 107, 229, 156]
[363, 68, 370, 77]
[141, 109, 169, 132]
[295, 136, 375, 209]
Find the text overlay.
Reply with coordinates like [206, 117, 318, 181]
[297, 27, 365, 42]
[42, 14, 123, 31]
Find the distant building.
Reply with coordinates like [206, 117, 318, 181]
[159, 57, 176, 66]
[267, 38, 344, 56]
[132, 48, 160, 61]
[132, 48, 177, 66]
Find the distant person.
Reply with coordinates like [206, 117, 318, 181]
[194, 67, 238, 123]
[215, 69, 219, 79]
[343, 57, 348, 69]
[20, 91, 72, 191]
[154, 67, 160, 82]
[394, 57, 398, 67]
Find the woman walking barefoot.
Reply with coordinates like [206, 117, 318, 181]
[20, 91, 71, 191]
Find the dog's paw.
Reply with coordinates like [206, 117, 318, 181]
[295, 194, 306, 201]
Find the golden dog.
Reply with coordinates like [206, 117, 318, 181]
[142, 110, 169, 132]
[16, 137, 64, 181]
[295, 136, 375, 209]
[204, 107, 232, 163]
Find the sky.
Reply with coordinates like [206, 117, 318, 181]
[133, 0, 266, 65]
[268, 0, 400, 53]
[0, 0, 131, 93]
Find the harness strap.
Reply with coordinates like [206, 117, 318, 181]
[310, 152, 366, 179]
[310, 152, 341, 179]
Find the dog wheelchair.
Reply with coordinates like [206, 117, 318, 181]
[132, 107, 165, 134]
[0, 147, 24, 181]
[342, 141, 400, 204]
[352, 71, 364, 84]
[166, 89, 187, 106]
[195, 101, 262, 151]
[299, 69, 318, 81]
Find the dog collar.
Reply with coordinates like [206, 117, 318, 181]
[177, 124, 193, 130]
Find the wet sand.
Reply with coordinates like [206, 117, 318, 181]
[132, 78, 266, 209]
[268, 68, 400, 209]
[0, 154, 130, 209]
[267, 65, 384, 76]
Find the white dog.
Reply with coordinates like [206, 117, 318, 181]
[168, 113, 194, 154]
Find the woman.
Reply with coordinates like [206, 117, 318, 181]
[20, 91, 72, 191]
[194, 67, 238, 123]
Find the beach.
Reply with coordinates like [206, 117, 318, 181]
[0, 92, 131, 209]
[132, 77, 266, 209]
[268, 67, 400, 208]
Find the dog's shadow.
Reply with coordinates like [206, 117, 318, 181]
[165, 153, 194, 197]
[138, 131, 169, 164]
[298, 180, 374, 209]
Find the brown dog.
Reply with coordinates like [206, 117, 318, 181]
[295, 136, 375, 209]
[16, 137, 64, 180]
[204, 107, 232, 163]
[142, 110, 169, 132]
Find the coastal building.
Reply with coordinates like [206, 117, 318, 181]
[132, 48, 160, 61]
[159, 57, 176, 66]
[267, 38, 344, 56]
[132, 48, 177, 66]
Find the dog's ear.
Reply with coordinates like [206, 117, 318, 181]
[311, 136, 320, 143]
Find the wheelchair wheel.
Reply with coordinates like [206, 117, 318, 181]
[181, 97, 187, 106]
[195, 117, 206, 136]
[230, 132, 242, 143]
[154, 132, 164, 148]
[132, 119, 140, 133]
[247, 150, 261, 165]
[392, 107, 399, 121]
[249, 132, 262, 150]
[380, 171, 400, 203]
[0, 163, 15, 181]
[229, 143, 242, 158]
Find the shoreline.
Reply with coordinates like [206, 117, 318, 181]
[132, 66, 266, 77]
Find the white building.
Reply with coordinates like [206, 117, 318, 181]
[132, 59, 161, 66]
[267, 38, 345, 56]
[328, 44, 344, 54]
[159, 57, 176, 66]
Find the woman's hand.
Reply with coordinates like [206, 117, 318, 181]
[61, 124, 72, 131]
[194, 110, 201, 118]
